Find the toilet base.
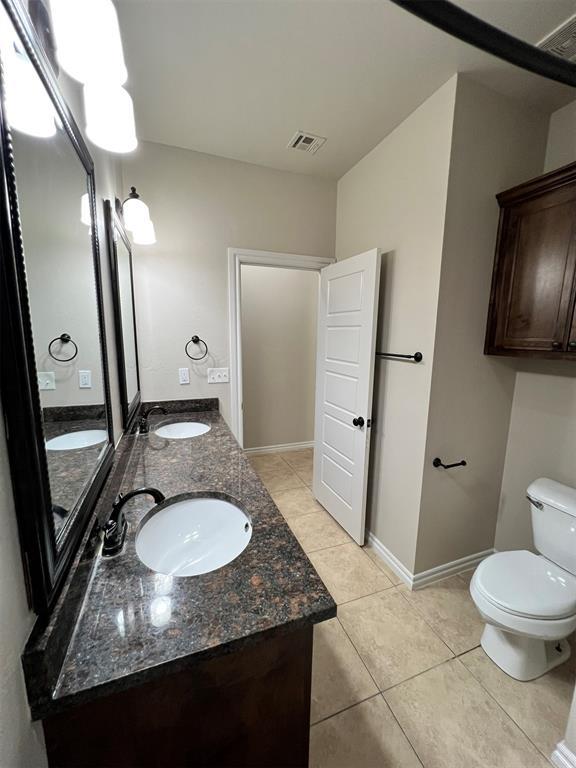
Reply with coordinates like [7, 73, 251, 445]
[481, 625, 571, 681]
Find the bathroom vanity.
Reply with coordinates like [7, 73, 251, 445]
[23, 400, 335, 767]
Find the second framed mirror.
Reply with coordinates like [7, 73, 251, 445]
[104, 200, 141, 429]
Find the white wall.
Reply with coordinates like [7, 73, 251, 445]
[0, 403, 47, 767]
[496, 98, 576, 552]
[241, 265, 318, 449]
[121, 141, 336, 425]
[415, 77, 547, 572]
[336, 77, 457, 571]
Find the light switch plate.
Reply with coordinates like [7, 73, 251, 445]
[38, 372, 55, 391]
[207, 367, 229, 384]
[79, 370, 92, 388]
[179, 367, 190, 385]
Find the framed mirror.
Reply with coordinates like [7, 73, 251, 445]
[104, 200, 141, 428]
[0, 1, 114, 615]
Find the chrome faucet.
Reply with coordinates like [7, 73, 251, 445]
[138, 405, 167, 434]
[102, 487, 165, 557]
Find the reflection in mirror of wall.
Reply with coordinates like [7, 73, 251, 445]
[12, 125, 109, 543]
[105, 199, 141, 427]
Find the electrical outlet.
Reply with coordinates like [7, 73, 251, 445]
[179, 367, 190, 385]
[79, 370, 92, 388]
[207, 367, 229, 384]
[38, 372, 55, 391]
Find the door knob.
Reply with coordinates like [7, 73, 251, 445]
[352, 417, 365, 428]
[551, 341, 563, 350]
[569, 341, 576, 350]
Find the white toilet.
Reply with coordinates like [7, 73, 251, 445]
[470, 478, 576, 681]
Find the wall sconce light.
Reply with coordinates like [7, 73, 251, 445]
[119, 186, 156, 245]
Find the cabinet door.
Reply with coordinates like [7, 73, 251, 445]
[491, 187, 576, 354]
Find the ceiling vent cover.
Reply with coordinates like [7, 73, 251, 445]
[538, 15, 576, 61]
[288, 131, 327, 154]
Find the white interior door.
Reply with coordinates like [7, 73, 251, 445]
[312, 249, 381, 544]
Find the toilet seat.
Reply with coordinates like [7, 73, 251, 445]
[474, 551, 576, 620]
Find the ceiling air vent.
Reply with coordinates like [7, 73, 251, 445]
[287, 131, 326, 154]
[538, 15, 576, 61]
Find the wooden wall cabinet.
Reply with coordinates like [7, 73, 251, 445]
[485, 162, 576, 360]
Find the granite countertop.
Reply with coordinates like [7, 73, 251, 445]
[37, 409, 335, 717]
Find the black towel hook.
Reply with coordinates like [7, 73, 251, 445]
[48, 333, 78, 362]
[185, 335, 208, 361]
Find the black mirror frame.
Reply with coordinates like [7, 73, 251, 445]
[104, 199, 141, 430]
[0, 0, 114, 617]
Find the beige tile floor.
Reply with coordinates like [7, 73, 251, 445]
[249, 449, 576, 768]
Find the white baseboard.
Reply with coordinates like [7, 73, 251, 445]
[552, 742, 576, 768]
[367, 533, 413, 587]
[367, 532, 494, 590]
[244, 441, 314, 455]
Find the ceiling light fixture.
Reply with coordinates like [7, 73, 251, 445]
[84, 83, 137, 153]
[49, 0, 127, 85]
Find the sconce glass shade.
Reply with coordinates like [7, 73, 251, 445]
[84, 83, 137, 153]
[49, 0, 127, 85]
[80, 193, 91, 226]
[0, 14, 56, 138]
[123, 191, 150, 232]
[132, 219, 156, 245]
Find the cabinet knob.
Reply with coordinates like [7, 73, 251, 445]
[551, 341, 563, 350]
[568, 341, 576, 350]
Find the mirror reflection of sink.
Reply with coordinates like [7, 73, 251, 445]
[154, 422, 210, 439]
[135, 496, 252, 576]
[46, 429, 108, 451]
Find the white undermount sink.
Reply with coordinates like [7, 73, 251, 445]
[154, 421, 211, 439]
[46, 429, 108, 451]
[135, 496, 252, 576]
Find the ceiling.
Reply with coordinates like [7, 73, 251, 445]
[115, 0, 576, 179]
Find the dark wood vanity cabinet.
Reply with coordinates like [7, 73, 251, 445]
[485, 162, 576, 359]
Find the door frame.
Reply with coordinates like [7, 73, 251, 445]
[227, 247, 334, 447]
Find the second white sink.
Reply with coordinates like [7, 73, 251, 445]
[46, 429, 108, 451]
[135, 496, 252, 576]
[154, 421, 210, 439]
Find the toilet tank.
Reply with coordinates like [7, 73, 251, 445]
[527, 478, 576, 576]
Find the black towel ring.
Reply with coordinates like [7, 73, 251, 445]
[185, 335, 208, 361]
[48, 333, 78, 362]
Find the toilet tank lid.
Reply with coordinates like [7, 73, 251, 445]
[527, 478, 576, 517]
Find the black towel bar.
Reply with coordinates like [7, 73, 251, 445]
[376, 351, 423, 362]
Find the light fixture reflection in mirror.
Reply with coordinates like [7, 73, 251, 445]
[49, 0, 127, 86]
[0, 18, 56, 138]
[80, 193, 91, 226]
[84, 83, 137, 153]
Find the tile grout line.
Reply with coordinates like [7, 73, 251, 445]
[310, 691, 381, 728]
[379, 694, 427, 768]
[395, 585, 460, 657]
[335, 615, 428, 768]
[455, 656, 558, 764]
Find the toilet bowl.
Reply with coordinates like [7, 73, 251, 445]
[470, 478, 576, 681]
